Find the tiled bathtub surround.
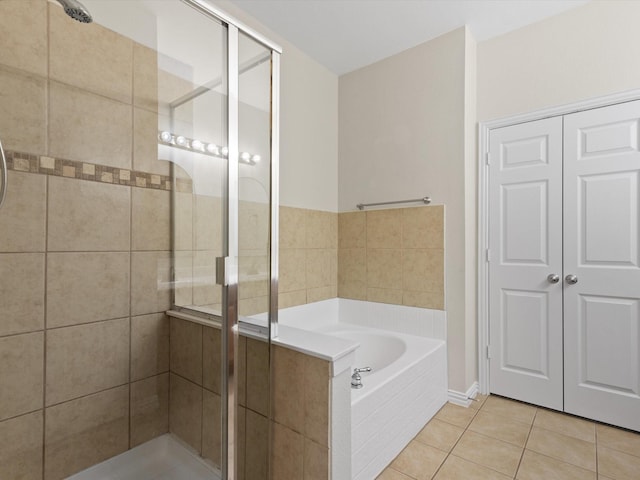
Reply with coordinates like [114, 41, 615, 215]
[279, 206, 339, 309]
[338, 205, 445, 310]
[0, 1, 171, 478]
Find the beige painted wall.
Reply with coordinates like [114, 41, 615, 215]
[212, 0, 339, 213]
[478, 0, 640, 122]
[339, 27, 476, 393]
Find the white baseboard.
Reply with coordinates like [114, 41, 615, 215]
[448, 381, 479, 407]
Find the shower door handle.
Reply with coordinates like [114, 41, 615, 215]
[0, 137, 7, 210]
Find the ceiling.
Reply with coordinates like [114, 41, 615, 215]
[231, 0, 589, 75]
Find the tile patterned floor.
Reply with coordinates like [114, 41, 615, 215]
[377, 395, 640, 480]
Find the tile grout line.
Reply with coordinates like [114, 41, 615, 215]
[514, 406, 537, 478]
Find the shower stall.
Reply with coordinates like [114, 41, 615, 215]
[0, 0, 279, 478]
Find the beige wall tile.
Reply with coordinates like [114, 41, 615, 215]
[338, 283, 367, 301]
[304, 438, 329, 480]
[238, 278, 269, 300]
[598, 445, 640, 480]
[402, 205, 444, 249]
[517, 450, 596, 480]
[237, 406, 247, 480]
[306, 210, 337, 249]
[239, 201, 270, 251]
[169, 373, 202, 454]
[402, 249, 444, 293]
[130, 373, 169, 448]
[526, 427, 596, 471]
[246, 338, 270, 417]
[366, 209, 402, 248]
[272, 345, 305, 433]
[245, 410, 268, 480]
[133, 43, 158, 113]
[0, 410, 43, 480]
[390, 440, 447, 480]
[238, 336, 247, 407]
[132, 187, 170, 251]
[280, 248, 306, 293]
[306, 249, 336, 289]
[403, 290, 444, 310]
[280, 206, 306, 249]
[202, 390, 222, 468]
[49, 5, 132, 103]
[0, 0, 47, 76]
[49, 82, 132, 168]
[307, 285, 337, 303]
[134, 107, 169, 176]
[195, 195, 223, 253]
[131, 251, 172, 316]
[203, 326, 222, 395]
[170, 317, 203, 385]
[452, 430, 522, 477]
[304, 355, 330, 447]
[0, 171, 46, 252]
[45, 386, 129, 480]
[367, 248, 402, 287]
[174, 251, 193, 306]
[279, 290, 308, 309]
[193, 251, 221, 306]
[47, 176, 130, 252]
[338, 211, 366, 248]
[0, 332, 43, 421]
[0, 67, 46, 155]
[174, 192, 194, 251]
[0, 253, 44, 336]
[239, 295, 269, 317]
[414, 418, 464, 452]
[271, 423, 304, 480]
[46, 252, 130, 328]
[367, 287, 403, 305]
[131, 314, 169, 381]
[46, 318, 129, 406]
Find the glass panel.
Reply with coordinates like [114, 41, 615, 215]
[237, 31, 273, 480]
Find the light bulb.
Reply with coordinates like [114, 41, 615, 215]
[240, 152, 251, 162]
[159, 131, 172, 143]
[206, 143, 220, 155]
[251, 154, 261, 163]
[221, 146, 229, 157]
[175, 136, 188, 147]
[191, 139, 204, 151]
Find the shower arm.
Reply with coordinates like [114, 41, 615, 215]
[0, 137, 7, 210]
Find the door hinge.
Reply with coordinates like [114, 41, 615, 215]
[486, 345, 492, 359]
[485, 152, 490, 165]
[486, 248, 491, 262]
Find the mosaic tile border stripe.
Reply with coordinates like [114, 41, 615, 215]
[5, 150, 194, 192]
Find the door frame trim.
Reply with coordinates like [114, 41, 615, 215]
[477, 88, 640, 395]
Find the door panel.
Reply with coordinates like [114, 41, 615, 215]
[489, 117, 564, 410]
[564, 100, 640, 431]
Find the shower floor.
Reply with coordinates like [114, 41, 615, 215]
[67, 434, 221, 480]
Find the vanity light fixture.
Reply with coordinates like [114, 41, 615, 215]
[157, 130, 260, 165]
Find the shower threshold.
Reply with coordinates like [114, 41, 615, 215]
[67, 434, 221, 480]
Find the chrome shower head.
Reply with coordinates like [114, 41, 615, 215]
[54, 0, 93, 23]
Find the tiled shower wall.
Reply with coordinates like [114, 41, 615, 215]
[0, 2, 170, 479]
[338, 206, 445, 310]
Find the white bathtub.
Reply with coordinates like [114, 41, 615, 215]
[276, 299, 448, 480]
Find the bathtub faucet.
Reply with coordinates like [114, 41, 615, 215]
[351, 367, 372, 389]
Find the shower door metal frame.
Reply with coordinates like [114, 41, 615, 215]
[175, 1, 281, 478]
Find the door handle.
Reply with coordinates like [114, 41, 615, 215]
[0, 137, 7, 210]
[547, 274, 560, 284]
[565, 274, 578, 285]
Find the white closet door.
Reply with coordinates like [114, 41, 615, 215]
[564, 100, 640, 431]
[488, 117, 564, 410]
